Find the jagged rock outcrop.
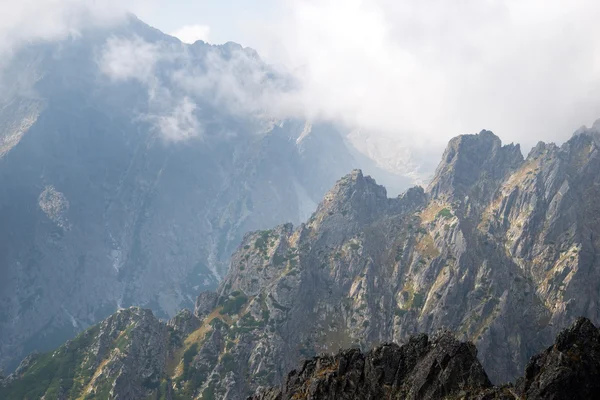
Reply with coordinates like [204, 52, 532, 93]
[251, 317, 600, 400]
[195, 292, 220, 320]
[180, 128, 600, 397]
[516, 317, 600, 399]
[129, 128, 598, 398]
[428, 130, 523, 202]
[250, 332, 492, 400]
[0, 307, 169, 399]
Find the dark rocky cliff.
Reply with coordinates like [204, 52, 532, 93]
[250, 317, 600, 400]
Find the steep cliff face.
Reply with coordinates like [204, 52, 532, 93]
[170, 128, 600, 397]
[0, 17, 404, 372]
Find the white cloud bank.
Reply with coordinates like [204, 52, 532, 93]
[99, 35, 205, 142]
[99, 36, 161, 84]
[154, 97, 200, 141]
[4, 0, 600, 175]
[0, 0, 136, 57]
[244, 0, 600, 155]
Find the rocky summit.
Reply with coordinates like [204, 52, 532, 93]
[250, 317, 600, 400]
[3, 125, 600, 399]
[250, 332, 493, 400]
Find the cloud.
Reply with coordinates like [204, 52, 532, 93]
[2, 0, 600, 178]
[99, 36, 162, 84]
[239, 0, 600, 163]
[152, 96, 201, 142]
[93, 1, 600, 177]
[0, 0, 136, 58]
[98, 31, 295, 141]
[171, 24, 211, 44]
[169, 44, 283, 117]
[99, 35, 204, 142]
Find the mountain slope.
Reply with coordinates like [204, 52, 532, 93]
[3, 310, 600, 399]
[0, 16, 405, 372]
[166, 128, 600, 396]
[3, 127, 600, 399]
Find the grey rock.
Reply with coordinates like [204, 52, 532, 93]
[249, 331, 492, 400]
[5, 127, 600, 400]
[194, 291, 219, 319]
[167, 309, 201, 335]
[189, 129, 600, 396]
[516, 317, 600, 399]
[0, 16, 404, 372]
[251, 318, 600, 400]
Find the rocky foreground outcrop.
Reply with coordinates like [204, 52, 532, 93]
[250, 317, 600, 400]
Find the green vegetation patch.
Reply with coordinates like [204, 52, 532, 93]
[273, 253, 286, 266]
[0, 325, 101, 399]
[412, 292, 425, 309]
[113, 323, 134, 352]
[437, 208, 454, 220]
[394, 308, 408, 318]
[230, 313, 265, 336]
[220, 293, 249, 315]
[181, 343, 199, 381]
[221, 353, 236, 373]
[254, 230, 273, 254]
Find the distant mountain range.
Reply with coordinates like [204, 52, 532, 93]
[0, 16, 408, 372]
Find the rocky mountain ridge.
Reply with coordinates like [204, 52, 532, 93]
[2, 310, 600, 399]
[0, 16, 405, 372]
[250, 317, 600, 400]
[3, 125, 600, 399]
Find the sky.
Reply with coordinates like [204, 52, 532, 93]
[1, 0, 600, 177]
[132, 0, 280, 45]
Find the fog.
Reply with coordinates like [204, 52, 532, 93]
[3, 0, 600, 177]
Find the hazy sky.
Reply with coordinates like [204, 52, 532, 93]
[132, 0, 280, 45]
[1, 0, 600, 174]
[138, 0, 600, 153]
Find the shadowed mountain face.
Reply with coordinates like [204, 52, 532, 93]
[0, 17, 409, 372]
[2, 127, 600, 399]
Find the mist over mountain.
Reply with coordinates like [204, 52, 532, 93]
[2, 3, 600, 400]
[0, 15, 410, 372]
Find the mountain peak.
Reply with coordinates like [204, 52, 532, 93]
[308, 169, 389, 228]
[572, 119, 600, 145]
[252, 318, 600, 400]
[517, 317, 600, 399]
[250, 330, 492, 400]
[427, 130, 523, 201]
